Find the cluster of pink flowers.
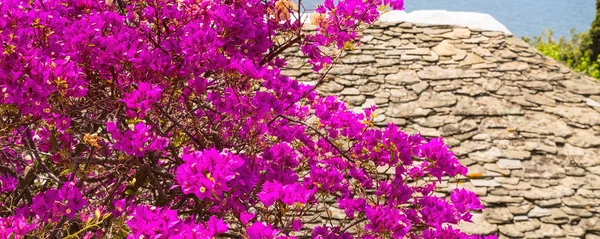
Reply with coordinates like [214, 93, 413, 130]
[0, 0, 496, 238]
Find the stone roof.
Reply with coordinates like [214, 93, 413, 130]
[283, 15, 600, 238]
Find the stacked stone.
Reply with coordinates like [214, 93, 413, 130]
[283, 21, 600, 238]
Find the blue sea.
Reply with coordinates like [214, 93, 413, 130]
[301, 0, 595, 38]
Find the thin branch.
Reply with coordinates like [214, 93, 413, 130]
[144, 164, 166, 206]
[21, 129, 62, 184]
[154, 104, 206, 148]
[261, 37, 301, 65]
[341, 218, 367, 232]
[279, 115, 354, 163]
[102, 175, 124, 207]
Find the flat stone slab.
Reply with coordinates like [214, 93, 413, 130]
[471, 179, 501, 187]
[459, 213, 498, 235]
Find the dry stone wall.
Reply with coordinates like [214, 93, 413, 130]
[283, 21, 600, 238]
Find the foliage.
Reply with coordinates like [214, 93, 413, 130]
[0, 0, 492, 238]
[524, 29, 600, 79]
[587, 0, 600, 62]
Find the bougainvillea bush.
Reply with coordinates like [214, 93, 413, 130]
[0, 0, 493, 238]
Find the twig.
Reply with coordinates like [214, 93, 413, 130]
[261, 37, 301, 65]
[154, 104, 206, 148]
[10, 169, 36, 206]
[144, 164, 166, 205]
[21, 129, 62, 184]
[102, 175, 124, 207]
[279, 115, 354, 163]
[341, 218, 367, 232]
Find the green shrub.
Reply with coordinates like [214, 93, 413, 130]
[523, 29, 600, 79]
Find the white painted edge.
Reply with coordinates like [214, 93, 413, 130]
[379, 10, 511, 34]
[297, 10, 511, 34]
